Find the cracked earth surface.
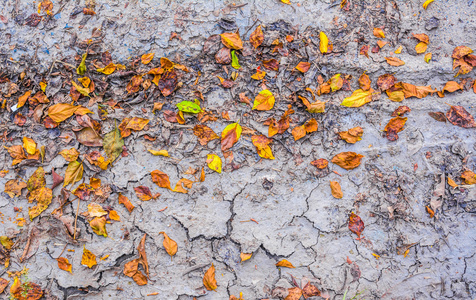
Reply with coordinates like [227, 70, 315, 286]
[1, 0, 476, 299]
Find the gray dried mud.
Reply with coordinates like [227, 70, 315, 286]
[0, 0, 476, 299]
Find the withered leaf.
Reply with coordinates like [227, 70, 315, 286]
[57, 257, 72, 274]
[240, 253, 252, 262]
[81, 246, 97, 268]
[203, 263, 218, 291]
[331, 152, 364, 170]
[446, 105, 476, 128]
[452, 46, 473, 59]
[443, 81, 462, 93]
[341, 89, 374, 107]
[385, 57, 405, 66]
[330, 181, 343, 199]
[141, 53, 154, 65]
[295, 62, 311, 73]
[428, 111, 447, 122]
[221, 32, 243, 50]
[384, 117, 407, 141]
[377, 74, 396, 91]
[63, 161, 83, 187]
[373, 28, 385, 38]
[158, 69, 178, 97]
[461, 170, 476, 185]
[215, 47, 231, 64]
[10, 277, 43, 300]
[262, 59, 279, 71]
[359, 73, 371, 91]
[134, 186, 159, 201]
[391, 106, 411, 117]
[302, 282, 321, 298]
[348, 212, 365, 238]
[276, 259, 295, 268]
[221, 123, 242, 152]
[151, 170, 172, 189]
[90, 216, 107, 237]
[103, 125, 124, 163]
[253, 89, 275, 110]
[159, 232, 178, 257]
[287, 287, 303, 300]
[338, 127, 363, 144]
[4, 179, 27, 198]
[251, 135, 274, 159]
[59, 148, 80, 162]
[206, 154, 222, 173]
[250, 25, 264, 48]
[311, 158, 328, 169]
[193, 124, 219, 145]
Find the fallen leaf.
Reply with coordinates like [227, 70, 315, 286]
[4, 179, 27, 198]
[22, 136, 37, 155]
[17, 90, 31, 108]
[311, 158, 328, 169]
[158, 69, 178, 96]
[412, 33, 429, 44]
[221, 123, 242, 152]
[148, 149, 169, 157]
[424, 52, 432, 63]
[253, 89, 275, 110]
[292, 118, 318, 141]
[338, 127, 363, 143]
[319, 31, 329, 54]
[193, 124, 219, 145]
[59, 148, 80, 162]
[461, 170, 476, 184]
[331, 152, 364, 170]
[159, 232, 178, 257]
[377, 74, 396, 91]
[251, 135, 275, 159]
[177, 100, 202, 114]
[240, 253, 252, 262]
[341, 88, 374, 107]
[443, 81, 462, 93]
[302, 282, 321, 298]
[373, 28, 385, 38]
[251, 69, 266, 80]
[206, 154, 222, 173]
[391, 106, 411, 117]
[276, 259, 295, 268]
[377, 40, 388, 48]
[5, 145, 26, 166]
[81, 246, 97, 268]
[446, 105, 476, 128]
[118, 193, 135, 212]
[428, 111, 447, 122]
[385, 57, 405, 66]
[10, 277, 43, 300]
[447, 177, 458, 188]
[330, 181, 343, 198]
[48, 103, 79, 123]
[221, 32, 243, 50]
[103, 125, 124, 163]
[452, 46, 473, 59]
[295, 62, 311, 73]
[231, 50, 241, 69]
[57, 257, 72, 274]
[286, 287, 303, 300]
[395, 45, 403, 54]
[384, 117, 407, 141]
[423, 0, 434, 9]
[151, 170, 172, 189]
[329, 74, 343, 92]
[262, 59, 279, 71]
[97, 62, 117, 75]
[76, 53, 87, 75]
[0, 278, 9, 294]
[360, 45, 369, 58]
[203, 264, 218, 291]
[63, 161, 83, 187]
[141, 53, 154, 64]
[134, 186, 158, 201]
[87, 203, 107, 217]
[348, 212, 365, 238]
[250, 25, 264, 48]
[359, 73, 371, 91]
[415, 42, 428, 54]
[90, 216, 107, 237]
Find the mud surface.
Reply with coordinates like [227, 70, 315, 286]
[1, 0, 476, 299]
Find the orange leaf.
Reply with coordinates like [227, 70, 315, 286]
[253, 89, 275, 110]
[141, 53, 155, 65]
[151, 170, 172, 189]
[251, 135, 275, 159]
[443, 81, 462, 93]
[359, 73, 371, 91]
[81, 246, 97, 268]
[331, 152, 364, 170]
[57, 257, 72, 274]
[286, 287, 303, 300]
[385, 57, 405, 66]
[250, 25, 264, 48]
[118, 193, 135, 212]
[17, 90, 31, 108]
[240, 253, 252, 262]
[276, 259, 295, 268]
[193, 124, 219, 145]
[295, 62, 311, 73]
[373, 28, 385, 38]
[134, 186, 158, 201]
[452, 46, 473, 59]
[348, 212, 365, 238]
[338, 127, 363, 143]
[203, 264, 218, 291]
[221, 123, 242, 152]
[412, 33, 429, 44]
[109, 210, 120, 221]
[311, 158, 328, 169]
[159, 231, 178, 257]
[330, 181, 343, 198]
[220, 32, 243, 50]
[384, 117, 407, 141]
[461, 170, 476, 185]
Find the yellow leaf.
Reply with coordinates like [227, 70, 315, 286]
[97, 62, 117, 75]
[141, 53, 155, 65]
[251, 70, 266, 80]
[415, 42, 428, 54]
[330, 181, 343, 198]
[251, 135, 275, 160]
[159, 232, 178, 257]
[220, 32, 243, 50]
[71, 80, 90, 97]
[40, 81, 47, 92]
[206, 154, 222, 173]
[78, 77, 91, 88]
[88, 203, 108, 217]
[240, 253, 252, 262]
[81, 246, 97, 268]
[90, 216, 108, 237]
[57, 257, 73, 274]
[373, 28, 385, 38]
[319, 32, 328, 54]
[22, 137, 36, 155]
[447, 177, 458, 188]
[424, 52, 432, 63]
[148, 149, 169, 157]
[253, 89, 275, 110]
[387, 90, 405, 102]
[203, 264, 218, 291]
[221, 123, 242, 152]
[276, 259, 295, 268]
[63, 161, 83, 187]
[59, 148, 80, 162]
[109, 210, 120, 221]
[281, 0, 291, 3]
[341, 89, 374, 107]
[330, 74, 343, 92]
[423, 0, 434, 9]
[395, 45, 403, 54]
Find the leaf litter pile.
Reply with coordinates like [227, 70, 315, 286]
[1, 0, 476, 299]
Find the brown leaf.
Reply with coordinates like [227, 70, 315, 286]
[359, 73, 371, 91]
[75, 127, 103, 147]
[385, 57, 405, 66]
[311, 158, 328, 169]
[331, 152, 364, 170]
[384, 117, 407, 141]
[338, 127, 363, 144]
[193, 124, 219, 145]
[4, 179, 27, 198]
[5, 145, 26, 165]
[57, 257, 72, 273]
[360, 45, 369, 58]
[412, 33, 429, 44]
[0, 278, 9, 294]
[158, 69, 178, 97]
[330, 181, 343, 198]
[276, 259, 295, 268]
[215, 47, 231, 64]
[250, 25, 264, 48]
[262, 59, 279, 71]
[151, 170, 172, 189]
[377, 74, 396, 91]
[134, 186, 158, 201]
[302, 282, 321, 298]
[221, 123, 242, 152]
[159, 232, 178, 257]
[348, 212, 365, 238]
[286, 287, 303, 300]
[203, 263, 218, 291]
[461, 170, 476, 185]
[443, 81, 462, 93]
[126, 75, 143, 94]
[137, 233, 149, 277]
[452, 46, 473, 59]
[10, 277, 43, 300]
[446, 105, 476, 128]
[428, 111, 447, 122]
[391, 106, 411, 117]
[118, 193, 135, 212]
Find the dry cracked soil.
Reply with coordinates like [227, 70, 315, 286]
[0, 0, 476, 299]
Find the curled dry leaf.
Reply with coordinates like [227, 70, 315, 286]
[373, 28, 385, 38]
[90, 216, 107, 237]
[151, 170, 172, 189]
[377, 74, 396, 91]
[221, 123, 242, 152]
[348, 212, 365, 238]
[292, 118, 318, 141]
[424, 52, 432, 63]
[118, 193, 135, 212]
[423, 0, 434, 9]
[250, 25, 264, 48]
[295, 62, 311, 73]
[330, 181, 343, 198]
[452, 46, 473, 59]
[385, 57, 405, 66]
[412, 33, 429, 44]
[206, 154, 222, 173]
[384, 117, 407, 141]
[203, 263, 218, 291]
[338, 127, 363, 144]
[253, 89, 275, 110]
[446, 105, 476, 128]
[141, 53, 154, 65]
[4, 179, 27, 198]
[276, 259, 295, 268]
[159, 232, 178, 257]
[461, 170, 476, 185]
[391, 106, 411, 117]
[428, 111, 447, 122]
[57, 257, 72, 274]
[82, 246, 97, 268]
[251, 135, 274, 159]
[221, 32, 243, 50]
[331, 152, 364, 170]
[341, 88, 374, 107]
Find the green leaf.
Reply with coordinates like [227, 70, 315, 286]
[231, 50, 240, 69]
[76, 53, 88, 75]
[103, 125, 124, 163]
[176, 100, 202, 114]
